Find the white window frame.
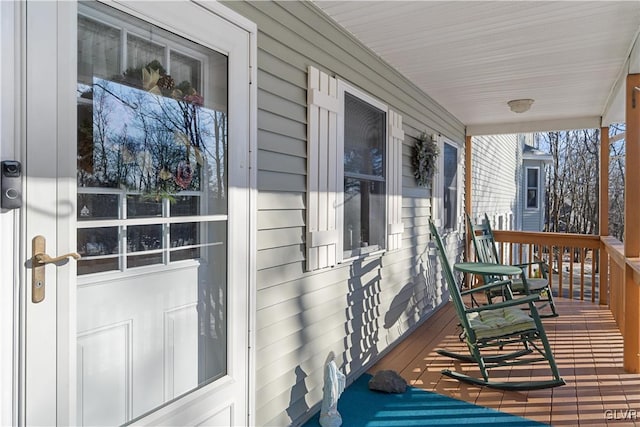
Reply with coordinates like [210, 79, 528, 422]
[337, 80, 389, 261]
[434, 136, 464, 233]
[526, 166, 541, 210]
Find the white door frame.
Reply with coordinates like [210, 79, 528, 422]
[0, 1, 257, 425]
[0, 1, 22, 425]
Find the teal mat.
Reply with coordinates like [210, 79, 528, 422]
[302, 374, 547, 426]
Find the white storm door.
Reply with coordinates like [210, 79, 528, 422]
[23, 1, 253, 426]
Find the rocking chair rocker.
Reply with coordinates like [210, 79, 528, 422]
[466, 213, 558, 317]
[429, 220, 565, 390]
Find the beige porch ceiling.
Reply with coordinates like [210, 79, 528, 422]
[314, 1, 640, 135]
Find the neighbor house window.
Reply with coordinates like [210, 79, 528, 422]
[526, 167, 539, 209]
[443, 142, 458, 230]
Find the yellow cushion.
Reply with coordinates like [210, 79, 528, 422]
[511, 278, 548, 293]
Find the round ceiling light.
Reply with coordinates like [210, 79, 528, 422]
[507, 99, 534, 113]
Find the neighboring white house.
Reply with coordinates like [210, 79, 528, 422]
[470, 133, 552, 233]
[520, 136, 554, 232]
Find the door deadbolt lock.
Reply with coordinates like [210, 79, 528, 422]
[31, 235, 81, 303]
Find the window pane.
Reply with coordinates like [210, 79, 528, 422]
[77, 227, 119, 275]
[78, 193, 119, 220]
[127, 34, 165, 71]
[171, 51, 202, 94]
[127, 195, 162, 218]
[344, 93, 385, 177]
[170, 222, 200, 261]
[171, 195, 200, 216]
[127, 224, 162, 253]
[527, 189, 538, 208]
[527, 168, 538, 187]
[443, 144, 458, 229]
[343, 177, 385, 256]
[126, 224, 163, 267]
[78, 15, 121, 85]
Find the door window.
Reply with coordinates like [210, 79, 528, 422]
[75, 3, 229, 423]
[77, 6, 227, 275]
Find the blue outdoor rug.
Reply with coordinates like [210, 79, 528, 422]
[302, 374, 547, 426]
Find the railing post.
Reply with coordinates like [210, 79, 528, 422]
[624, 73, 640, 373]
[600, 127, 609, 306]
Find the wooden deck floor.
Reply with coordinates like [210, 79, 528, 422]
[368, 298, 640, 426]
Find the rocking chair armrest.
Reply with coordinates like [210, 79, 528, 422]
[465, 294, 541, 314]
[461, 279, 512, 296]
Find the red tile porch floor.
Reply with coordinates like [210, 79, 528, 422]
[368, 298, 640, 426]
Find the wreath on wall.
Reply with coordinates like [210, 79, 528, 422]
[412, 132, 440, 187]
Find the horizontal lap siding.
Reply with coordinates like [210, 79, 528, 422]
[221, 2, 465, 426]
[471, 134, 518, 225]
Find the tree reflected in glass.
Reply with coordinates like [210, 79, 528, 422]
[77, 60, 227, 210]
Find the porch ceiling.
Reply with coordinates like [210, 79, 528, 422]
[314, 1, 640, 135]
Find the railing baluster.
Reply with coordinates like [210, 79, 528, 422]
[591, 248, 597, 303]
[580, 247, 585, 301]
[610, 255, 616, 323]
[543, 245, 553, 298]
[569, 247, 574, 299]
[559, 246, 564, 298]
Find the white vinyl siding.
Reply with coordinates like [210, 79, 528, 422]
[470, 134, 518, 227]
[220, 2, 465, 426]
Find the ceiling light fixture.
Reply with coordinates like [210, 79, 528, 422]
[507, 99, 534, 113]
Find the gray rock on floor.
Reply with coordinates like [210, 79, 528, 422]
[368, 370, 407, 393]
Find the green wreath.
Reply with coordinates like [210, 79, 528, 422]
[412, 132, 440, 187]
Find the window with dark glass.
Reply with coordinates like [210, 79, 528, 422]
[443, 143, 458, 230]
[343, 93, 386, 257]
[527, 167, 539, 209]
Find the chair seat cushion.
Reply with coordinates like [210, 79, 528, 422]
[467, 307, 536, 340]
[488, 278, 548, 295]
[511, 278, 548, 293]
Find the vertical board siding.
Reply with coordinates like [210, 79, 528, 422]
[221, 1, 465, 426]
[470, 134, 518, 227]
[307, 66, 339, 271]
[387, 110, 405, 251]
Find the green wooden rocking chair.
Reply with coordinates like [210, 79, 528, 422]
[466, 213, 558, 317]
[429, 220, 565, 390]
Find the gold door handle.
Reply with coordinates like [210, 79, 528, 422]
[31, 235, 81, 304]
[34, 252, 81, 265]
